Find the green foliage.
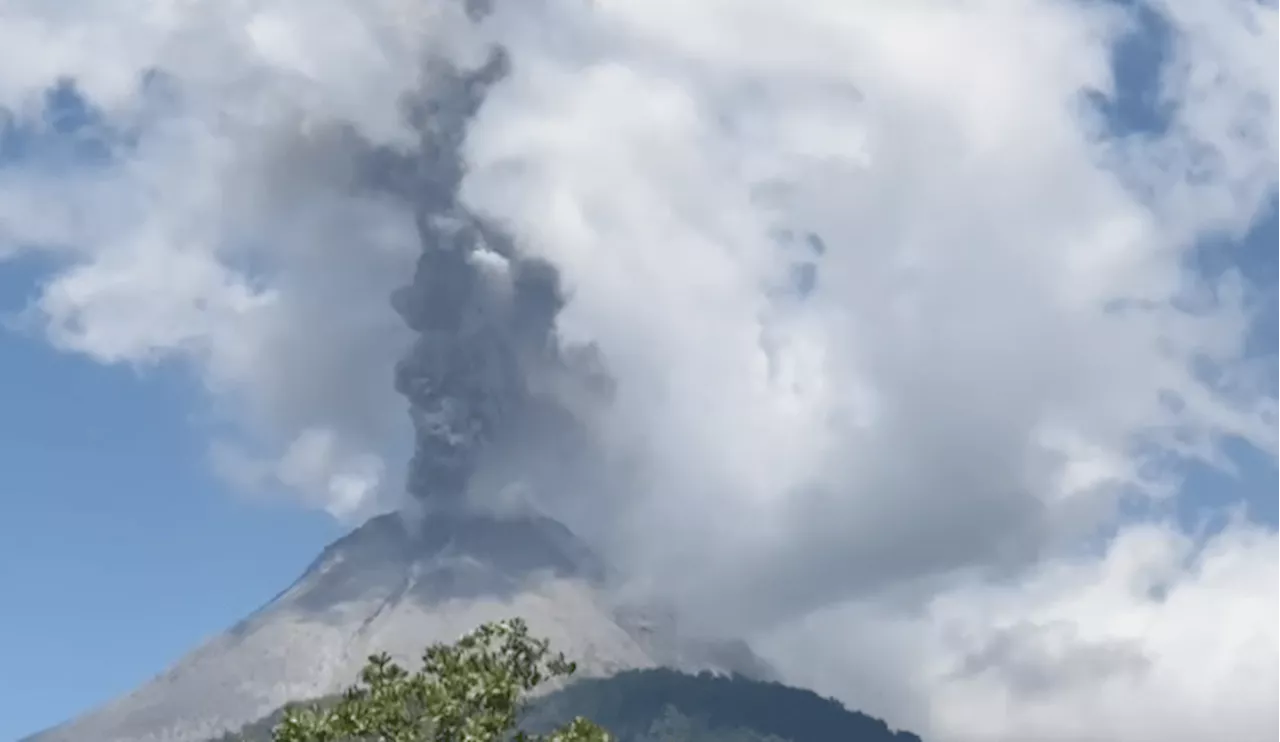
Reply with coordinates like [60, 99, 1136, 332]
[524, 669, 921, 742]
[271, 618, 609, 742]
[632, 705, 786, 742]
[218, 637, 924, 742]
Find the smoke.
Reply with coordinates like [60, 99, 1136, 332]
[0, 0, 1277, 740]
[387, 41, 525, 506]
[376, 19, 610, 513]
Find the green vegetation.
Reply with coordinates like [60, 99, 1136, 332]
[217, 619, 922, 742]
[523, 669, 921, 742]
[269, 619, 607, 742]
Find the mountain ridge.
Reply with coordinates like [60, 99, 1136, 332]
[23, 511, 773, 742]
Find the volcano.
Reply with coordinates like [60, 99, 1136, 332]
[24, 510, 772, 742]
[24, 10, 778, 742]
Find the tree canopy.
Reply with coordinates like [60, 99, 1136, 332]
[271, 618, 609, 742]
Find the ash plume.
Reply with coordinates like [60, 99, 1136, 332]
[385, 18, 607, 511]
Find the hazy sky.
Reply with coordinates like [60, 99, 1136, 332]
[0, 2, 1276, 741]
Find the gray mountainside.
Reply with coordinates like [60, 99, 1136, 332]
[24, 511, 772, 742]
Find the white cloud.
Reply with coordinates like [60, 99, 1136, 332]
[460, 0, 1278, 737]
[765, 518, 1278, 742]
[0, 0, 451, 519]
[462, 0, 1276, 617]
[212, 426, 386, 518]
[0, 0, 1275, 740]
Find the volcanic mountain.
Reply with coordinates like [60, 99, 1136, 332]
[28, 10, 777, 742]
[25, 510, 773, 742]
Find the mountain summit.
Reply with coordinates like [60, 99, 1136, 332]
[26, 511, 772, 742]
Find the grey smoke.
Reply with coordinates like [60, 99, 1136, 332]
[377, 22, 609, 511]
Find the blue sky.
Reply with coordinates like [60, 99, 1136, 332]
[0, 282, 342, 739]
[5, 4, 1280, 742]
[0, 86, 338, 740]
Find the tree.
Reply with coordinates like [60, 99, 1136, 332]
[272, 618, 610, 742]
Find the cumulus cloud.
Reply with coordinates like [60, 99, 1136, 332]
[462, 0, 1276, 615]
[0, 0, 451, 518]
[0, 1, 1275, 741]
[766, 518, 1278, 742]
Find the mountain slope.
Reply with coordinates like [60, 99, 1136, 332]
[217, 669, 923, 742]
[526, 669, 923, 742]
[24, 511, 770, 742]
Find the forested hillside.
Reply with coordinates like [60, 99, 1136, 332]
[217, 669, 922, 742]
